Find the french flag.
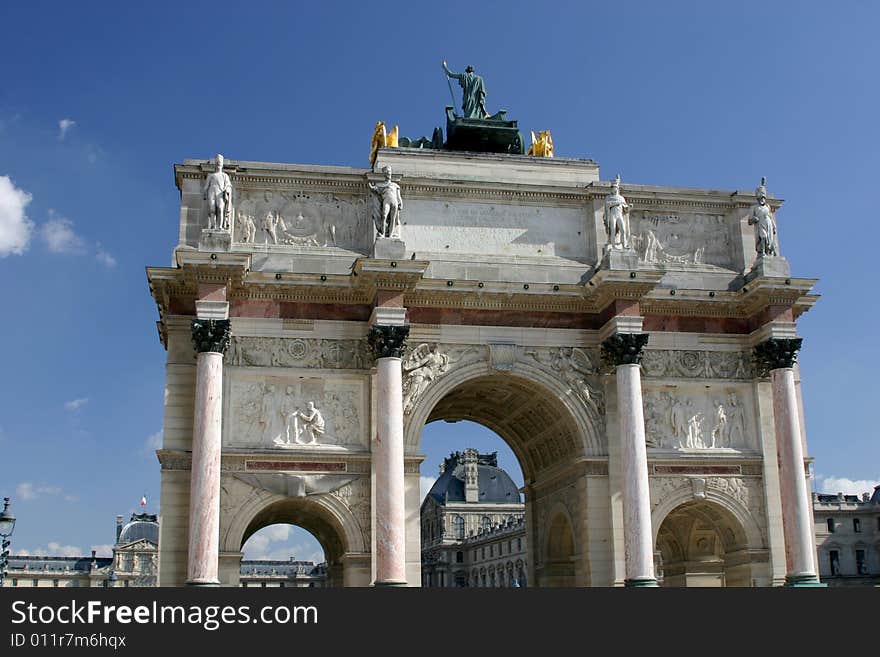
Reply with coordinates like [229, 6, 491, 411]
[140, 495, 147, 508]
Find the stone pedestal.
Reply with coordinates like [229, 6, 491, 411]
[373, 237, 406, 260]
[186, 318, 230, 586]
[602, 333, 657, 587]
[755, 337, 824, 587]
[600, 248, 639, 271]
[745, 255, 791, 282]
[367, 324, 410, 586]
[198, 229, 232, 252]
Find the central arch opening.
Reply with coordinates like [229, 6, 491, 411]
[410, 371, 592, 587]
[241, 523, 326, 587]
[239, 500, 345, 586]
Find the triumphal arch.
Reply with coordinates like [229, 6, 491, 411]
[148, 76, 821, 587]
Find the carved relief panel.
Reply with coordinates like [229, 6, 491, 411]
[224, 371, 367, 450]
[630, 212, 735, 270]
[232, 189, 373, 251]
[643, 385, 755, 451]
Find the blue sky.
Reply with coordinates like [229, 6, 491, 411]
[1, 1, 877, 562]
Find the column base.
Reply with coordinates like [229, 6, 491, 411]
[624, 577, 659, 588]
[186, 579, 221, 587]
[373, 580, 408, 587]
[784, 574, 826, 587]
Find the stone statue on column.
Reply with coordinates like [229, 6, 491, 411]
[604, 175, 632, 252]
[368, 166, 403, 239]
[748, 177, 778, 256]
[203, 154, 232, 231]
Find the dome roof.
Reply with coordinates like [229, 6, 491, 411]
[118, 513, 159, 546]
[426, 451, 520, 506]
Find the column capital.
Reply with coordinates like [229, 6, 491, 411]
[601, 333, 649, 367]
[191, 318, 231, 354]
[367, 324, 410, 360]
[753, 337, 802, 374]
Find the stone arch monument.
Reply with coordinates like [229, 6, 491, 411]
[148, 141, 821, 586]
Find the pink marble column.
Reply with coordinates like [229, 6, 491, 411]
[368, 324, 409, 586]
[187, 319, 230, 586]
[603, 333, 657, 587]
[756, 337, 821, 585]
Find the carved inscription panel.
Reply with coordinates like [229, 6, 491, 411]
[224, 371, 367, 450]
[403, 199, 587, 259]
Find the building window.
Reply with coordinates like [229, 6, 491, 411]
[829, 550, 840, 576]
[482, 516, 491, 531]
[856, 550, 867, 575]
[827, 518, 835, 533]
[455, 573, 467, 587]
[473, 549, 477, 561]
[456, 551, 464, 564]
[877, 517, 880, 531]
[490, 545, 494, 557]
[454, 515, 465, 540]
[32, 579, 39, 587]
[518, 538, 522, 551]
[508, 540, 512, 554]
[481, 547, 485, 560]
[12, 579, 17, 587]
[124, 581, 129, 588]
[853, 518, 861, 533]
[52, 579, 59, 588]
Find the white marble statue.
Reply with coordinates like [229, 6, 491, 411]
[603, 175, 632, 251]
[368, 166, 403, 239]
[288, 401, 325, 445]
[239, 213, 256, 243]
[203, 154, 232, 231]
[402, 344, 449, 414]
[710, 401, 728, 448]
[262, 211, 286, 245]
[748, 177, 778, 256]
[726, 392, 747, 447]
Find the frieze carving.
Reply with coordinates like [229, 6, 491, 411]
[225, 337, 368, 369]
[601, 333, 649, 367]
[753, 338, 802, 375]
[226, 375, 364, 449]
[192, 319, 231, 354]
[643, 388, 753, 450]
[367, 325, 410, 359]
[641, 350, 752, 380]
[232, 188, 373, 250]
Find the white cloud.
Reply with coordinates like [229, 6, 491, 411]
[90, 544, 114, 557]
[16, 482, 71, 501]
[95, 242, 117, 268]
[19, 542, 85, 558]
[242, 524, 323, 561]
[0, 175, 34, 257]
[58, 118, 76, 140]
[420, 475, 436, 502]
[818, 475, 878, 496]
[64, 398, 89, 411]
[42, 210, 86, 254]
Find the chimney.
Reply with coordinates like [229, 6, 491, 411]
[463, 448, 479, 503]
[116, 515, 124, 542]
